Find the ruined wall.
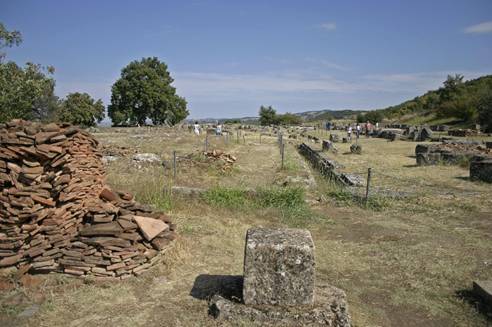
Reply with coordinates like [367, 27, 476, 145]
[0, 120, 176, 279]
[415, 141, 491, 166]
[298, 143, 361, 186]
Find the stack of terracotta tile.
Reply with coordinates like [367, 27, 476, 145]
[0, 120, 176, 279]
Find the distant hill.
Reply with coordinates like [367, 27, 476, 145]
[294, 109, 364, 121]
[370, 74, 492, 130]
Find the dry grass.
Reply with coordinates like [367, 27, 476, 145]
[2, 126, 491, 327]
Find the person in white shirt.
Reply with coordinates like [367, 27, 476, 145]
[193, 122, 200, 136]
[347, 126, 352, 141]
[216, 124, 222, 135]
[356, 124, 361, 139]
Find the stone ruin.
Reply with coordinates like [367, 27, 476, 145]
[210, 228, 351, 326]
[406, 126, 433, 142]
[415, 140, 492, 183]
[415, 141, 491, 166]
[0, 120, 176, 279]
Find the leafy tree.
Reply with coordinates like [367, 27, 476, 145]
[356, 111, 383, 124]
[0, 61, 56, 123]
[477, 89, 492, 132]
[278, 112, 302, 125]
[0, 22, 58, 123]
[0, 23, 22, 62]
[56, 92, 105, 127]
[259, 105, 278, 125]
[108, 57, 188, 126]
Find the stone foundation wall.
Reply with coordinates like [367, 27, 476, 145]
[298, 143, 361, 186]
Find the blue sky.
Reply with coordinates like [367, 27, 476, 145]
[2, 0, 492, 119]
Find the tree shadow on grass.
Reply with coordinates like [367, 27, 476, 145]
[190, 274, 243, 303]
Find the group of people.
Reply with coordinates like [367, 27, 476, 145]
[191, 122, 222, 136]
[346, 122, 379, 141]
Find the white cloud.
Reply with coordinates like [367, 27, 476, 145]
[464, 21, 492, 34]
[304, 58, 348, 71]
[319, 22, 336, 31]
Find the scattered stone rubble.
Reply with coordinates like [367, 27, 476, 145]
[448, 129, 481, 137]
[210, 228, 351, 326]
[204, 149, 237, 171]
[415, 141, 491, 166]
[132, 153, 162, 164]
[0, 120, 176, 279]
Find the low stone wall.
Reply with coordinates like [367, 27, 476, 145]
[298, 143, 361, 186]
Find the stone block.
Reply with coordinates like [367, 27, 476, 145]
[473, 280, 492, 309]
[243, 228, 315, 306]
[470, 158, 492, 183]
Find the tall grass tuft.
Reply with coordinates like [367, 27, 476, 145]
[202, 186, 315, 227]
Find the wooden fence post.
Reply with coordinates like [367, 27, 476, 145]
[173, 150, 177, 179]
[365, 168, 372, 204]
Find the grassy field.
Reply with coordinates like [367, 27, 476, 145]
[1, 126, 491, 326]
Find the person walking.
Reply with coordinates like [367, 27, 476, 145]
[356, 123, 361, 139]
[216, 123, 222, 135]
[347, 125, 352, 141]
[193, 121, 200, 136]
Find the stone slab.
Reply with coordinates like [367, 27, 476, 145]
[243, 228, 315, 306]
[134, 216, 169, 241]
[210, 284, 350, 326]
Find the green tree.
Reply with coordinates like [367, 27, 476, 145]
[108, 57, 188, 126]
[278, 112, 302, 125]
[56, 92, 105, 127]
[259, 105, 278, 125]
[0, 22, 58, 123]
[477, 89, 492, 132]
[0, 23, 22, 62]
[364, 111, 383, 124]
[0, 61, 56, 123]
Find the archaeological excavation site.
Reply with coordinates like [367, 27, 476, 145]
[2, 3, 492, 326]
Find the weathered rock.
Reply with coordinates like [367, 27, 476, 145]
[210, 283, 351, 327]
[99, 188, 118, 202]
[132, 153, 161, 164]
[349, 144, 361, 154]
[243, 228, 315, 306]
